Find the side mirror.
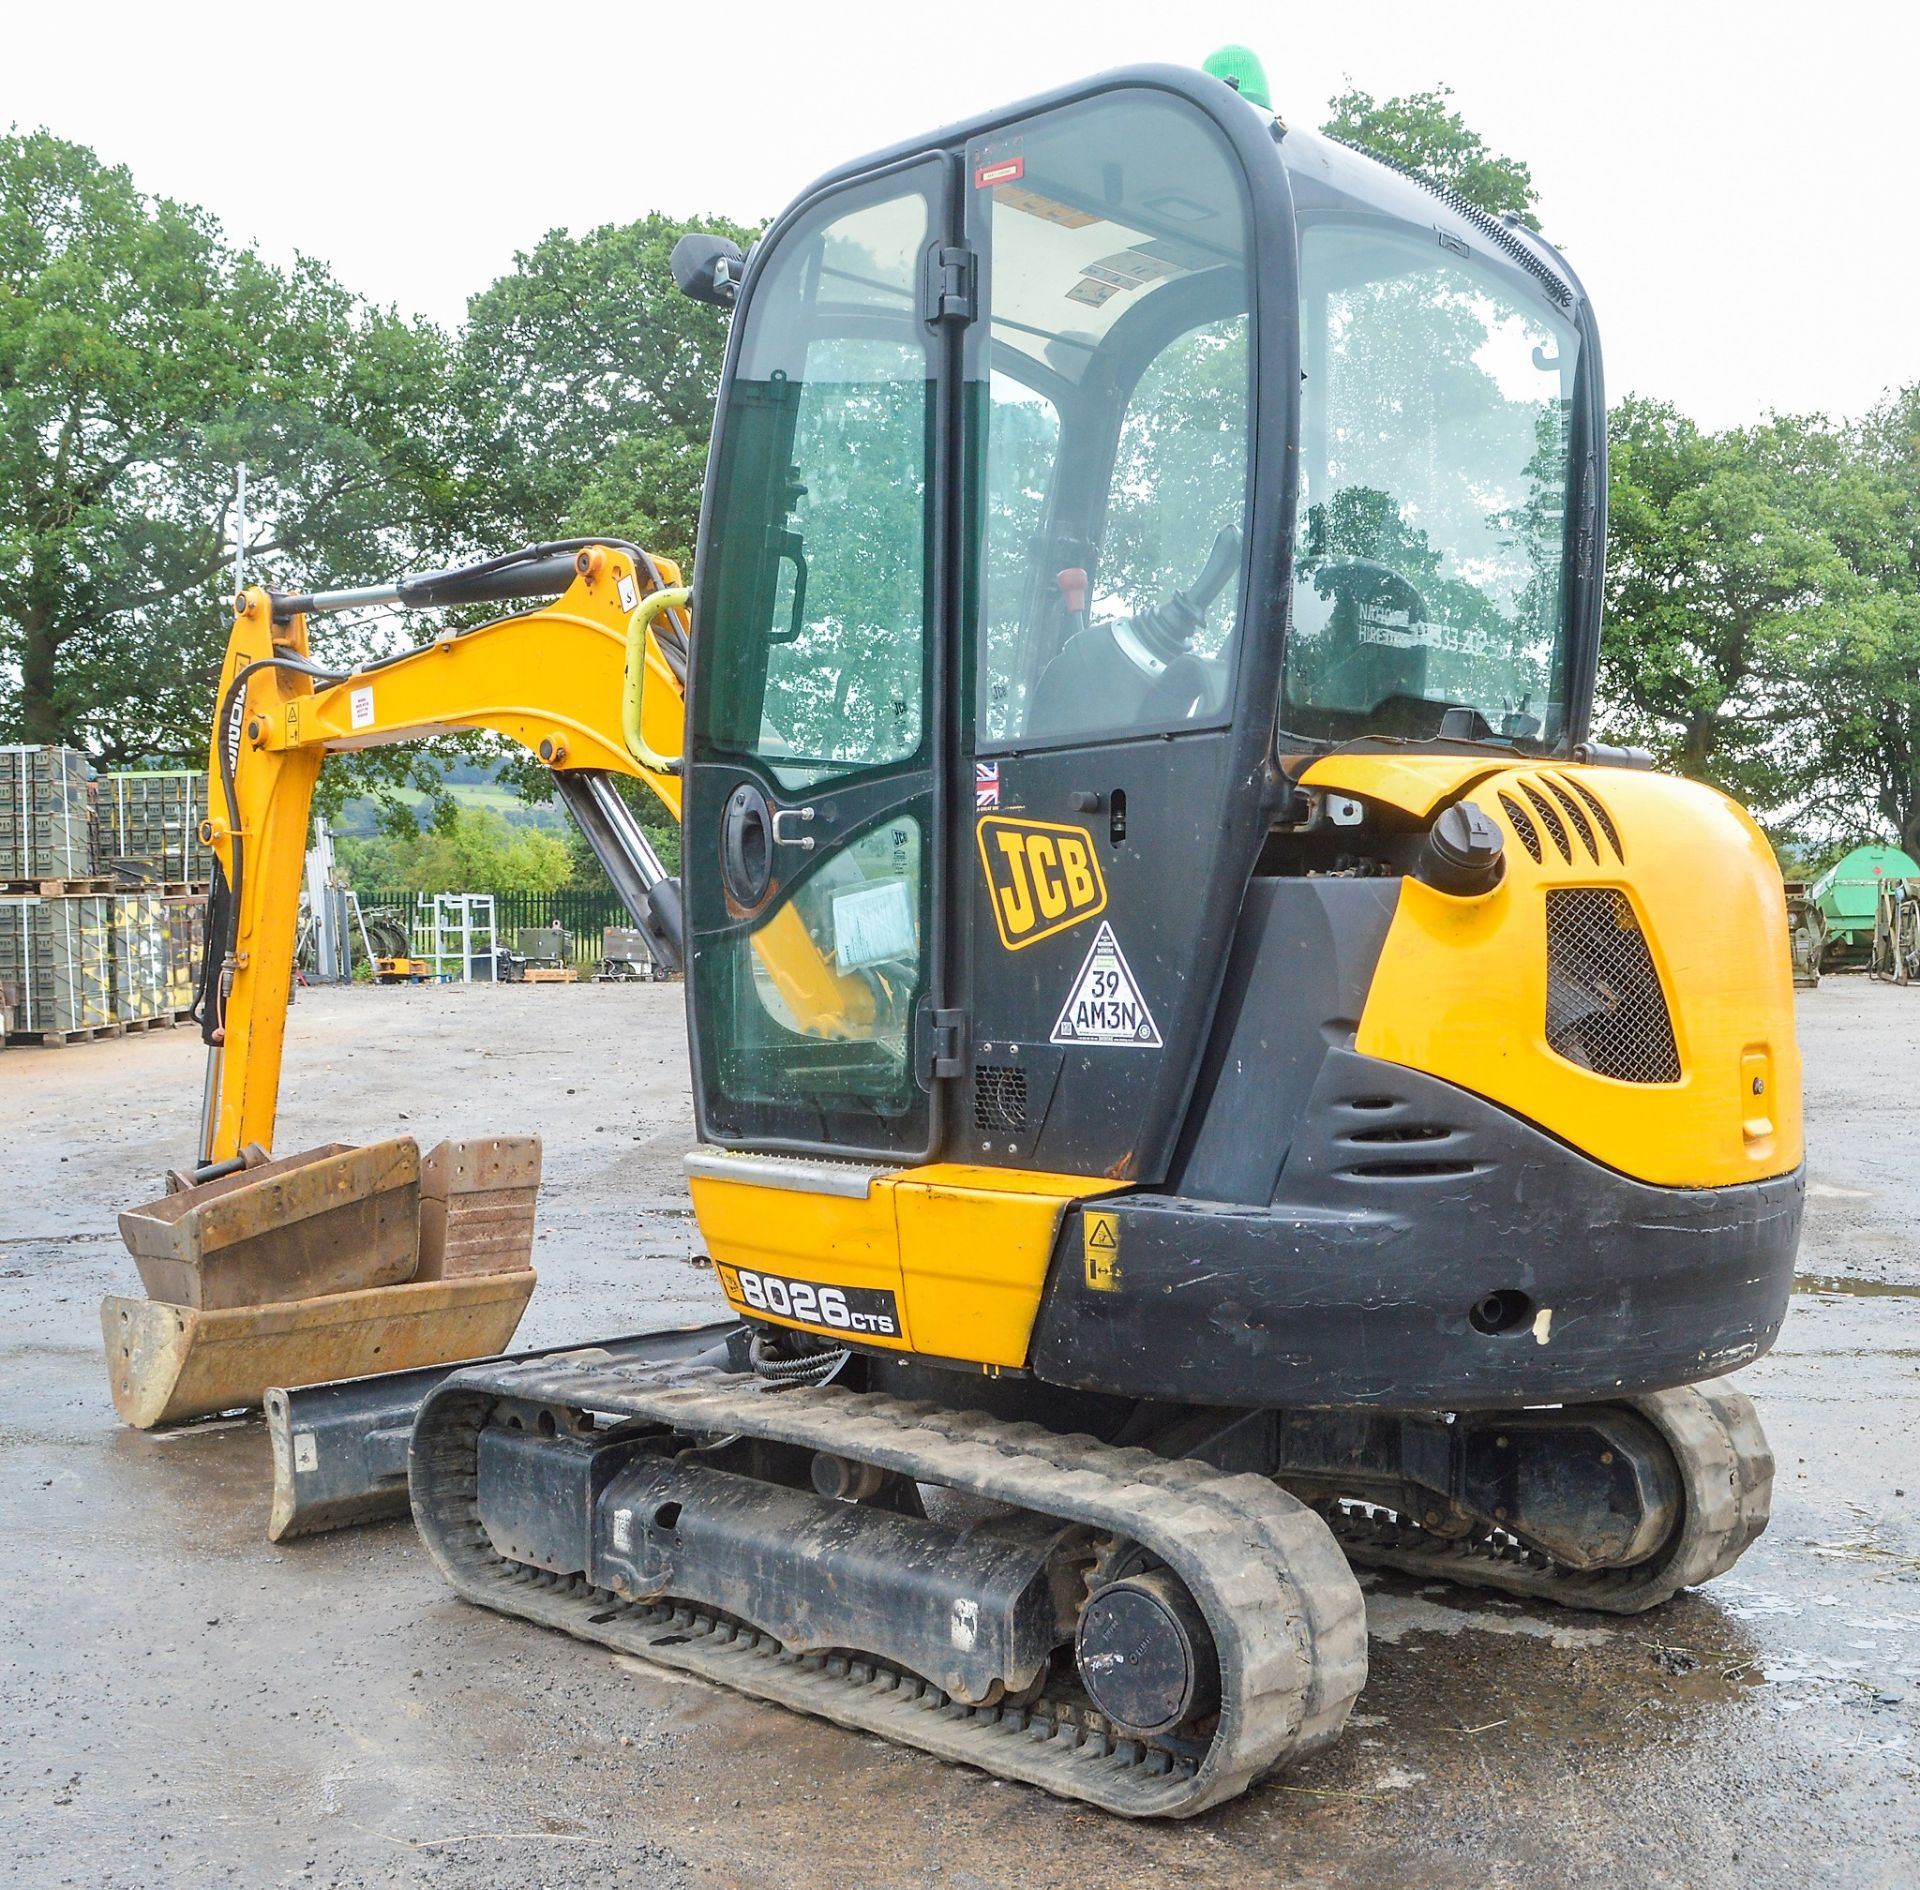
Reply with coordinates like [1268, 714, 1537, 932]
[671, 232, 745, 308]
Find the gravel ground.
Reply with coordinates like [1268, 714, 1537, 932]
[0, 977, 1914, 1888]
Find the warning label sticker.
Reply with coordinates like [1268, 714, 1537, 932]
[1082, 1209, 1121, 1292]
[1050, 922, 1161, 1048]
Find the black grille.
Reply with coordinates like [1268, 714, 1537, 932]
[1499, 792, 1543, 863]
[1545, 889, 1681, 1084]
[1543, 778, 1599, 861]
[973, 1064, 1029, 1133]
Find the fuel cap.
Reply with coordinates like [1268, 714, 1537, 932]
[1419, 799, 1505, 897]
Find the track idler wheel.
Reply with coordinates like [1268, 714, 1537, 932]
[1076, 1566, 1221, 1737]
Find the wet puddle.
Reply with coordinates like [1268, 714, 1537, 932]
[1792, 1274, 1920, 1297]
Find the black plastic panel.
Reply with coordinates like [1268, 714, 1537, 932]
[1030, 1048, 1804, 1410]
[1167, 876, 1399, 1203]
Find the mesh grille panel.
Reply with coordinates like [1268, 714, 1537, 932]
[1545, 889, 1681, 1084]
[1499, 792, 1543, 863]
[973, 1064, 1029, 1133]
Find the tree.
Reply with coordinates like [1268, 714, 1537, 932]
[1598, 397, 1856, 816]
[454, 212, 752, 882]
[1789, 389, 1920, 855]
[1320, 86, 1541, 228]
[335, 800, 573, 893]
[453, 211, 756, 568]
[0, 130, 458, 762]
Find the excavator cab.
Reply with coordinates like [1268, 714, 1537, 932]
[670, 64, 1798, 1405]
[679, 69, 1603, 1178]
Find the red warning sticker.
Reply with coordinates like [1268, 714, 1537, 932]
[973, 156, 1025, 189]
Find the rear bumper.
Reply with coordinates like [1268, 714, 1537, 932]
[1029, 1050, 1804, 1410]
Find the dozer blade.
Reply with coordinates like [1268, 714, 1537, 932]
[263, 1321, 740, 1542]
[103, 1271, 537, 1430]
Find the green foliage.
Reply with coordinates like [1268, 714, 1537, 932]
[1793, 390, 1920, 855]
[1601, 399, 1852, 813]
[334, 802, 574, 893]
[0, 129, 458, 762]
[1598, 395, 1920, 856]
[453, 211, 757, 568]
[1321, 85, 1541, 229]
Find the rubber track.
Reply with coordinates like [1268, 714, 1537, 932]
[410, 1355, 1369, 1817]
[1325, 1381, 1773, 1615]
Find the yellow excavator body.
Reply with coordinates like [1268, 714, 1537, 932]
[117, 52, 1809, 1821]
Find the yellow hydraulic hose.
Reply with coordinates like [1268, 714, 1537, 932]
[624, 586, 691, 774]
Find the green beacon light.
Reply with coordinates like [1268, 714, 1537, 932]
[1202, 43, 1272, 111]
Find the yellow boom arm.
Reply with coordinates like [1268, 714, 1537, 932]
[197, 546, 687, 1164]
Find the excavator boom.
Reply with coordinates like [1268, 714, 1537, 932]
[197, 542, 687, 1165]
[103, 542, 692, 1429]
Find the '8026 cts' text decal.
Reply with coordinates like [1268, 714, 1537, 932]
[713, 1263, 901, 1338]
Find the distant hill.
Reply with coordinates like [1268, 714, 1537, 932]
[333, 757, 567, 838]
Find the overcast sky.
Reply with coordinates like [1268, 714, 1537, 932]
[5, 1, 1914, 431]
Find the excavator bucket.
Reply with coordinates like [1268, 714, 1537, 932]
[103, 1138, 538, 1430]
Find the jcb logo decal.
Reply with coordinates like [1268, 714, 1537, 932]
[977, 816, 1106, 951]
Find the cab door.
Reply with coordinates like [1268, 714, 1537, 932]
[685, 161, 957, 1159]
[955, 85, 1262, 1185]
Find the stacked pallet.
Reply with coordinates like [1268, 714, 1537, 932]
[0, 893, 115, 1040]
[0, 752, 216, 1044]
[100, 770, 214, 885]
[1, 746, 98, 884]
[111, 891, 171, 1024]
[162, 894, 208, 1013]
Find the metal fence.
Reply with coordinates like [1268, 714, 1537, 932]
[355, 888, 632, 968]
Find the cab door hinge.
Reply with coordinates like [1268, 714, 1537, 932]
[918, 1006, 970, 1083]
[923, 245, 977, 326]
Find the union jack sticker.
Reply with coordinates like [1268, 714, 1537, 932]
[975, 761, 1001, 811]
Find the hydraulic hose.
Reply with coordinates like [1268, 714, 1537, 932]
[198, 650, 350, 1045]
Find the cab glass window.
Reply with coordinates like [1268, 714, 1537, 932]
[1284, 220, 1581, 746]
[968, 92, 1253, 750]
[697, 180, 935, 790]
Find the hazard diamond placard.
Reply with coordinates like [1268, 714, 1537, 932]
[1049, 922, 1161, 1048]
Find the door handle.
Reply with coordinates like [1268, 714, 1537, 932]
[721, 784, 774, 907]
[771, 807, 816, 851]
[769, 530, 809, 645]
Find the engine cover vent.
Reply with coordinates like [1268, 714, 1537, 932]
[1494, 773, 1625, 868]
[1544, 889, 1681, 1084]
[972, 1064, 1030, 1133]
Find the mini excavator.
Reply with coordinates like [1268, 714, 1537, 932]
[138, 55, 1804, 1817]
